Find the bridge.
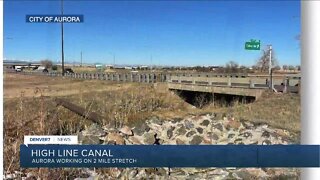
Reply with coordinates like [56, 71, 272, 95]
[168, 75, 300, 100]
[8, 70, 300, 100]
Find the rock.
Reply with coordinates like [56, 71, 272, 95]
[203, 136, 212, 144]
[234, 138, 243, 144]
[250, 141, 259, 145]
[177, 126, 187, 136]
[5, 174, 15, 179]
[128, 136, 142, 144]
[106, 140, 116, 145]
[262, 131, 270, 138]
[27, 172, 35, 178]
[170, 169, 186, 176]
[266, 168, 298, 178]
[135, 169, 148, 179]
[200, 119, 210, 126]
[107, 133, 125, 145]
[167, 127, 175, 139]
[74, 176, 99, 180]
[227, 120, 241, 129]
[127, 169, 139, 179]
[184, 120, 194, 129]
[145, 168, 158, 176]
[119, 126, 133, 136]
[275, 129, 289, 137]
[242, 121, 254, 129]
[172, 117, 183, 124]
[14, 171, 23, 175]
[196, 127, 203, 134]
[84, 123, 106, 137]
[236, 168, 268, 179]
[176, 138, 186, 145]
[155, 168, 167, 176]
[144, 133, 155, 144]
[190, 135, 203, 145]
[149, 116, 163, 125]
[213, 123, 224, 131]
[132, 123, 150, 136]
[208, 132, 219, 141]
[186, 131, 196, 137]
[209, 169, 229, 176]
[241, 132, 253, 138]
[235, 170, 254, 179]
[262, 140, 272, 145]
[82, 135, 102, 144]
[109, 168, 122, 178]
[228, 133, 235, 138]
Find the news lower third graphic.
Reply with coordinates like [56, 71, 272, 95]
[21, 136, 319, 168]
[26, 15, 84, 23]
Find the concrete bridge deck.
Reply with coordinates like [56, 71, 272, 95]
[167, 75, 300, 99]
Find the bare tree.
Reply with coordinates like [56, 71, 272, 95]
[256, 47, 278, 72]
[282, 65, 288, 71]
[225, 61, 239, 73]
[288, 65, 295, 71]
[273, 65, 281, 71]
[40, 59, 53, 69]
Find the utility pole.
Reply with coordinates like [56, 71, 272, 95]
[113, 54, 115, 66]
[268, 45, 273, 89]
[61, 0, 65, 76]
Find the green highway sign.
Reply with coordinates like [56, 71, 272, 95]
[245, 39, 260, 50]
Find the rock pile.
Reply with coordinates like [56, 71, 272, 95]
[75, 113, 299, 179]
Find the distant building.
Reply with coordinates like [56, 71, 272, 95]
[139, 65, 148, 70]
[105, 64, 114, 69]
[95, 64, 103, 69]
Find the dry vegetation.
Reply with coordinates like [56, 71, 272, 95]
[3, 73, 300, 178]
[3, 73, 188, 177]
[206, 91, 300, 133]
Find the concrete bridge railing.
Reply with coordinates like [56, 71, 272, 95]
[9, 70, 300, 94]
[168, 75, 300, 89]
[13, 71, 170, 84]
[167, 75, 301, 96]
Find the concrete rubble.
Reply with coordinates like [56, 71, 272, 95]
[76, 113, 299, 179]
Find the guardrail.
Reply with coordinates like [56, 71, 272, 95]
[168, 75, 300, 92]
[7, 70, 300, 92]
[8, 70, 169, 84]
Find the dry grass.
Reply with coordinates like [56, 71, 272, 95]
[204, 91, 301, 133]
[3, 73, 187, 177]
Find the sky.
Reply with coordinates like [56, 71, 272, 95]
[4, 0, 300, 66]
